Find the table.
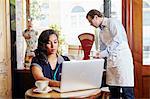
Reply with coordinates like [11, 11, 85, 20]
[25, 88, 102, 99]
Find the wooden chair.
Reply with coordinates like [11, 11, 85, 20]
[101, 87, 110, 99]
[68, 45, 83, 60]
[78, 33, 95, 60]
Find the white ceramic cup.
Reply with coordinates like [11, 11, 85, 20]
[35, 80, 49, 91]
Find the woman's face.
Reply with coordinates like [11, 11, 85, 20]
[46, 34, 58, 55]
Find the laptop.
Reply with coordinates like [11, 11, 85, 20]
[52, 59, 104, 93]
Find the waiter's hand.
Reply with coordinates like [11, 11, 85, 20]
[93, 51, 101, 59]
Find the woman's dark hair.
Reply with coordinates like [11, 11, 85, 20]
[86, 9, 103, 19]
[34, 29, 58, 65]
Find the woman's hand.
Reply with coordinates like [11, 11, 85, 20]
[49, 80, 60, 87]
[32, 66, 60, 87]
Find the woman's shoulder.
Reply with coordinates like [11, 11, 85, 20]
[31, 57, 39, 63]
[30, 57, 43, 70]
[31, 57, 44, 67]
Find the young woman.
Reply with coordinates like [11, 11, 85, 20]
[31, 29, 70, 87]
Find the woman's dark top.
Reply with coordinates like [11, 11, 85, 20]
[31, 55, 70, 81]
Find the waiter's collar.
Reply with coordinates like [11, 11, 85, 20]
[99, 17, 108, 29]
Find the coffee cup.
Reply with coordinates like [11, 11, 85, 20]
[35, 80, 49, 91]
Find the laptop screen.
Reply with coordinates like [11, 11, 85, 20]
[60, 59, 104, 92]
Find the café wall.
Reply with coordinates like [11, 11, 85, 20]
[0, 0, 12, 98]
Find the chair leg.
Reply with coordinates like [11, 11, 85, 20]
[101, 91, 110, 99]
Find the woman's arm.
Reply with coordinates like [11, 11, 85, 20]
[31, 66, 60, 87]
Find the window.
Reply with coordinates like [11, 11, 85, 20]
[60, 0, 103, 46]
[111, 0, 122, 22]
[71, 6, 85, 28]
[143, 0, 150, 65]
[15, 0, 122, 69]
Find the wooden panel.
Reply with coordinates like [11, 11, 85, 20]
[142, 77, 150, 98]
[142, 67, 150, 76]
[133, 52, 142, 98]
[26, 0, 30, 27]
[26, 0, 30, 18]
[122, 0, 132, 49]
[132, 0, 143, 98]
[13, 69, 35, 98]
[132, 0, 142, 54]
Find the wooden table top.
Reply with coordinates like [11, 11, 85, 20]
[25, 88, 101, 99]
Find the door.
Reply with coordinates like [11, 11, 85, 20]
[132, 0, 150, 98]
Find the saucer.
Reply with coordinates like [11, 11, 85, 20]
[33, 86, 52, 94]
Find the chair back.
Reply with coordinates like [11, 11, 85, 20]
[78, 33, 95, 60]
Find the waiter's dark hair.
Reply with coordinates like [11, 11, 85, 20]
[86, 9, 103, 19]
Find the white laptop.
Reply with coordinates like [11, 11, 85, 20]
[52, 59, 104, 93]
